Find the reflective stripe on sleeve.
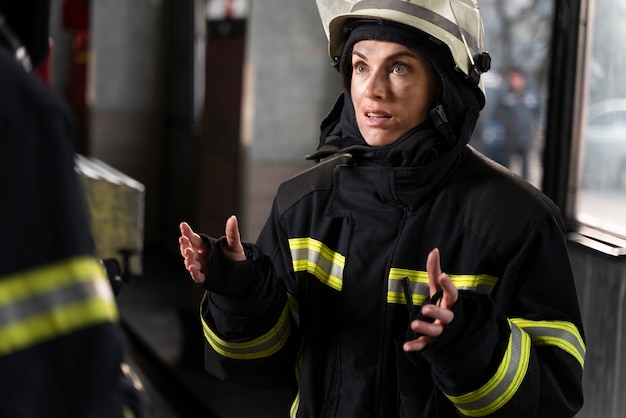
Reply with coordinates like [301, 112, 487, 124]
[201, 299, 291, 360]
[289, 340, 305, 418]
[0, 257, 119, 356]
[289, 238, 345, 291]
[511, 318, 586, 368]
[287, 292, 300, 328]
[387, 268, 497, 305]
[446, 320, 531, 417]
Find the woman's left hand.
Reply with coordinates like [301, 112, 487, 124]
[403, 248, 458, 352]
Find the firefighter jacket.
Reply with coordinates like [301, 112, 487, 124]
[198, 95, 585, 417]
[0, 46, 145, 417]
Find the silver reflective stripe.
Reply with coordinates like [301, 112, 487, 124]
[0, 280, 108, 328]
[352, 0, 463, 41]
[387, 268, 496, 305]
[388, 272, 430, 305]
[511, 318, 586, 368]
[289, 238, 345, 291]
[0, 257, 118, 356]
[448, 320, 531, 416]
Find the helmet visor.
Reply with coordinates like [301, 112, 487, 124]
[316, 0, 356, 39]
[448, 0, 487, 68]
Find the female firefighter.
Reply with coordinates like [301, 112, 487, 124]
[179, 1, 585, 416]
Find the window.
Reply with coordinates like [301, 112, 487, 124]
[573, 0, 626, 245]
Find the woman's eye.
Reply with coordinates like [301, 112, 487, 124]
[393, 64, 408, 74]
[354, 63, 367, 73]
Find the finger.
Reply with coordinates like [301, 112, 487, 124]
[182, 247, 196, 270]
[183, 247, 206, 283]
[403, 315, 447, 351]
[180, 222, 203, 248]
[178, 235, 187, 256]
[420, 303, 454, 326]
[438, 273, 459, 309]
[410, 318, 445, 338]
[225, 216, 241, 248]
[188, 264, 206, 284]
[224, 216, 246, 261]
[403, 336, 430, 352]
[404, 337, 425, 351]
[426, 248, 442, 296]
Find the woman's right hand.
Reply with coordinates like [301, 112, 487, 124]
[179, 216, 246, 284]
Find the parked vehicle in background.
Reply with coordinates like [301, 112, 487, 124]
[582, 99, 626, 191]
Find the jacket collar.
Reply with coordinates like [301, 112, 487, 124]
[323, 105, 479, 212]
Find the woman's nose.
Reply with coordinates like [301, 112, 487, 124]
[363, 70, 387, 99]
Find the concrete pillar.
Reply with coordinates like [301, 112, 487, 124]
[242, 0, 341, 239]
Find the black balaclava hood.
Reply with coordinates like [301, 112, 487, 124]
[0, 0, 51, 67]
[310, 20, 482, 162]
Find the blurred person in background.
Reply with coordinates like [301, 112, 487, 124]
[0, 1, 147, 416]
[179, 1, 584, 416]
[489, 66, 542, 180]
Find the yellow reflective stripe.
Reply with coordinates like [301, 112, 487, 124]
[0, 256, 110, 303]
[447, 320, 531, 417]
[290, 391, 300, 418]
[0, 257, 118, 356]
[387, 268, 497, 305]
[449, 273, 498, 291]
[201, 301, 291, 360]
[287, 292, 300, 328]
[123, 407, 135, 418]
[511, 318, 586, 368]
[290, 341, 304, 418]
[289, 238, 345, 291]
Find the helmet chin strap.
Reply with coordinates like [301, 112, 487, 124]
[428, 103, 454, 142]
[0, 12, 33, 72]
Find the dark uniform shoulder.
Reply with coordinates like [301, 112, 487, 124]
[0, 46, 71, 123]
[275, 153, 353, 216]
[437, 146, 565, 256]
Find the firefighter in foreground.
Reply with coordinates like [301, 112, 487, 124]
[179, 1, 585, 416]
[0, 1, 146, 416]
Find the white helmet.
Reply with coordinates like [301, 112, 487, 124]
[317, 0, 491, 102]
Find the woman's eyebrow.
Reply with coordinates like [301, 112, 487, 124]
[352, 50, 368, 60]
[352, 50, 418, 61]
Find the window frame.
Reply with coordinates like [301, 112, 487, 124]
[546, 0, 626, 257]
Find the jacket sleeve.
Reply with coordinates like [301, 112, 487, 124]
[421, 214, 585, 418]
[199, 204, 300, 389]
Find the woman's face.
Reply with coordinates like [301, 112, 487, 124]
[350, 39, 441, 146]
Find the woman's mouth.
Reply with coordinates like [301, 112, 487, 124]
[367, 112, 391, 119]
[363, 110, 392, 127]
